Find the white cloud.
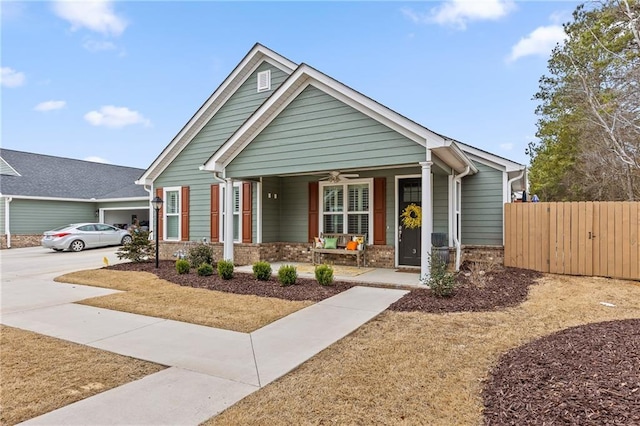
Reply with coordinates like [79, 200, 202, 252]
[84, 105, 151, 128]
[500, 143, 514, 151]
[84, 156, 111, 164]
[52, 0, 127, 36]
[403, 0, 516, 30]
[1, 67, 26, 88]
[507, 25, 566, 62]
[82, 39, 117, 52]
[34, 100, 66, 112]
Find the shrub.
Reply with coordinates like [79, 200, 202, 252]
[188, 243, 214, 269]
[426, 254, 457, 297]
[197, 263, 214, 276]
[277, 265, 298, 286]
[176, 259, 190, 274]
[217, 259, 234, 280]
[315, 264, 334, 286]
[116, 230, 154, 263]
[253, 261, 272, 281]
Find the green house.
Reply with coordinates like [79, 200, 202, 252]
[137, 44, 527, 277]
[0, 149, 149, 248]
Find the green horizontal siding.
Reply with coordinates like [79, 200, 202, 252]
[433, 173, 449, 238]
[461, 162, 504, 245]
[261, 177, 281, 243]
[0, 198, 5, 234]
[9, 199, 96, 234]
[226, 85, 425, 178]
[156, 61, 289, 241]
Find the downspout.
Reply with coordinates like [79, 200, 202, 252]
[503, 168, 526, 245]
[453, 167, 470, 271]
[4, 197, 12, 248]
[507, 169, 526, 203]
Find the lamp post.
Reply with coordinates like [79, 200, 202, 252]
[151, 196, 163, 268]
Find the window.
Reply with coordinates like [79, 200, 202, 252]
[220, 183, 242, 242]
[257, 70, 271, 92]
[164, 188, 180, 240]
[320, 180, 372, 236]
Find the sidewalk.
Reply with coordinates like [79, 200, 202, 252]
[3, 279, 408, 425]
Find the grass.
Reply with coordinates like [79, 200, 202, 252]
[56, 269, 313, 333]
[0, 325, 165, 426]
[4, 270, 639, 425]
[205, 275, 640, 425]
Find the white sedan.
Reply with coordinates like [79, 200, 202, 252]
[42, 223, 132, 252]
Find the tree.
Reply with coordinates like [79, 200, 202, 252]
[529, 0, 640, 201]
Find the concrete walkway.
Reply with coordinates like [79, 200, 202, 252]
[1, 248, 409, 425]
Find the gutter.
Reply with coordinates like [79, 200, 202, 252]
[453, 166, 471, 271]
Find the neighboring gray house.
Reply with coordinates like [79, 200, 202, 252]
[137, 43, 527, 276]
[0, 149, 149, 248]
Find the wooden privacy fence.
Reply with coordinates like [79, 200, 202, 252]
[504, 202, 640, 280]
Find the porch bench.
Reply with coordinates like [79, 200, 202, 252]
[312, 233, 367, 268]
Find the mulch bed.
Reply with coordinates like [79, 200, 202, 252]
[482, 319, 640, 425]
[107, 260, 355, 302]
[388, 265, 542, 313]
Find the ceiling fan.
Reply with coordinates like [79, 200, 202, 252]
[320, 170, 359, 183]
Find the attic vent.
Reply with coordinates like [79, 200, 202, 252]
[257, 70, 271, 92]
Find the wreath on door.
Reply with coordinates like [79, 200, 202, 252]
[401, 203, 422, 229]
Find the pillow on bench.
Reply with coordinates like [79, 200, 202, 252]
[324, 237, 338, 249]
[346, 241, 358, 250]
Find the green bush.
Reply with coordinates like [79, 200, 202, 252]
[188, 243, 214, 269]
[252, 261, 272, 281]
[315, 264, 334, 286]
[116, 230, 154, 263]
[277, 265, 298, 286]
[197, 263, 214, 276]
[175, 259, 190, 274]
[217, 259, 234, 280]
[425, 254, 457, 297]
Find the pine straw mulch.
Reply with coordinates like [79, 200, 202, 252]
[107, 261, 640, 425]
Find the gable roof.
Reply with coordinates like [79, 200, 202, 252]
[137, 43, 297, 185]
[0, 149, 147, 200]
[140, 43, 525, 184]
[200, 63, 477, 175]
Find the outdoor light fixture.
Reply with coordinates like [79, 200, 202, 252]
[151, 196, 163, 268]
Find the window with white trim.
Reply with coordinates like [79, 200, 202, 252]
[220, 183, 242, 242]
[320, 180, 372, 236]
[257, 70, 271, 92]
[164, 187, 181, 240]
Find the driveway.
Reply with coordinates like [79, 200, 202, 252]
[0, 246, 125, 315]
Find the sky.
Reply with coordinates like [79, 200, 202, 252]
[1, 0, 582, 170]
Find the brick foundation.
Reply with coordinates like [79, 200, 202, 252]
[460, 245, 504, 265]
[1, 234, 42, 249]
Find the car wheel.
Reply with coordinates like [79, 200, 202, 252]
[121, 235, 133, 245]
[69, 240, 85, 252]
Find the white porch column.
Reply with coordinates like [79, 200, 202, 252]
[420, 159, 433, 279]
[224, 178, 234, 261]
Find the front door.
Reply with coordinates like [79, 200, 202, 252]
[398, 178, 421, 266]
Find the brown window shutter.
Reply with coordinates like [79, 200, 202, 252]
[308, 181, 319, 242]
[373, 177, 386, 245]
[242, 182, 252, 243]
[210, 184, 219, 242]
[181, 186, 190, 241]
[155, 187, 163, 240]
